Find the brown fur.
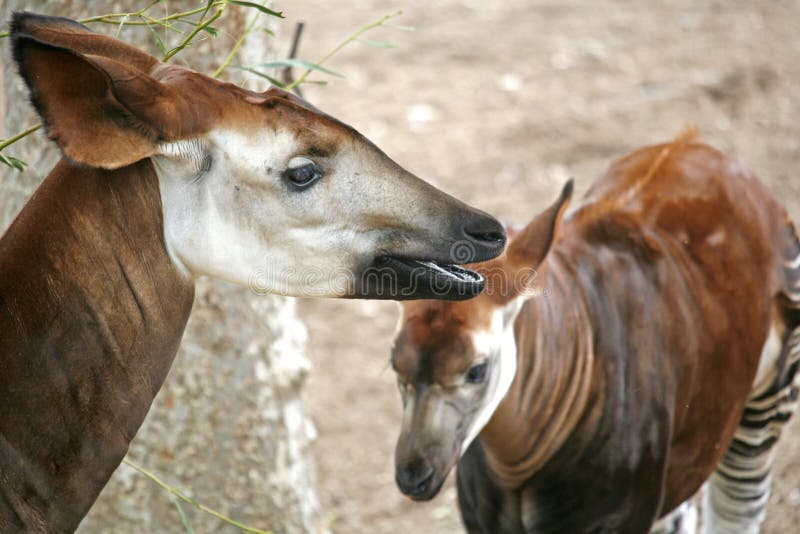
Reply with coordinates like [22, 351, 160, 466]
[11, 12, 362, 170]
[1, 12, 507, 531]
[1, 15, 366, 531]
[394, 137, 800, 531]
[0, 159, 194, 531]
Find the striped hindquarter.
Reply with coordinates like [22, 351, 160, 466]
[701, 326, 799, 533]
[701, 222, 800, 534]
[654, 223, 800, 534]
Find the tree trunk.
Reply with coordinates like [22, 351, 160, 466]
[0, 2, 322, 532]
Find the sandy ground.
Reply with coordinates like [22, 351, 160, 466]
[274, 1, 800, 532]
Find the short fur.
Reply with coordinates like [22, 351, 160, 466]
[393, 137, 800, 532]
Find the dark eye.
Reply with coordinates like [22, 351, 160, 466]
[466, 362, 488, 384]
[284, 157, 323, 189]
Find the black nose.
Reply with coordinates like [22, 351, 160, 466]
[461, 213, 506, 261]
[396, 458, 435, 498]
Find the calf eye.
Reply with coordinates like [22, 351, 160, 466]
[466, 362, 488, 384]
[284, 156, 323, 189]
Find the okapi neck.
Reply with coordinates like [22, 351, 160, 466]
[479, 252, 599, 490]
[0, 158, 195, 531]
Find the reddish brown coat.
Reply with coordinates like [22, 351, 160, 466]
[394, 137, 800, 532]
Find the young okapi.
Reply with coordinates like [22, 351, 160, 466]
[391, 133, 800, 533]
[0, 13, 506, 532]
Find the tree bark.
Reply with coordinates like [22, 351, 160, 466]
[0, 2, 322, 532]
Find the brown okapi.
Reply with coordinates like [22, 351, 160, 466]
[0, 13, 506, 532]
[390, 133, 800, 533]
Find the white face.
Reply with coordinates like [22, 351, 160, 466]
[459, 299, 523, 453]
[151, 123, 498, 299]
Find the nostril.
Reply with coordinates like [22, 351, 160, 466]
[463, 216, 507, 248]
[396, 459, 435, 496]
[413, 472, 433, 495]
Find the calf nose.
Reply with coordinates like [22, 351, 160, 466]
[396, 457, 435, 498]
[461, 213, 506, 262]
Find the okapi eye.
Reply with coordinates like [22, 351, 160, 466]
[466, 362, 488, 384]
[284, 156, 323, 189]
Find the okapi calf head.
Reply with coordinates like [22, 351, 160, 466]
[391, 182, 573, 500]
[11, 12, 505, 300]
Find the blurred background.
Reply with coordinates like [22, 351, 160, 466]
[1, 1, 799, 533]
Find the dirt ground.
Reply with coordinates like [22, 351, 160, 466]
[276, 1, 800, 532]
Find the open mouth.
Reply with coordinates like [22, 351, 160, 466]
[352, 255, 485, 301]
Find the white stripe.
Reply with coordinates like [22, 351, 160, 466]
[703, 322, 800, 534]
[750, 324, 782, 397]
[650, 500, 697, 534]
[786, 253, 800, 269]
[745, 386, 797, 412]
[460, 300, 522, 455]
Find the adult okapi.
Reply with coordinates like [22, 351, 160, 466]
[0, 12, 506, 532]
[390, 132, 800, 533]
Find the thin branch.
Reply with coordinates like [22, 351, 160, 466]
[0, 2, 222, 38]
[0, 123, 42, 152]
[285, 10, 402, 91]
[123, 459, 272, 534]
[81, 2, 222, 28]
[212, 6, 262, 78]
[281, 22, 305, 96]
[163, 9, 224, 61]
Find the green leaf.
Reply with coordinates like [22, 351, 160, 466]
[171, 496, 196, 534]
[252, 59, 344, 78]
[114, 14, 131, 37]
[303, 80, 329, 86]
[358, 38, 398, 48]
[225, 1, 284, 18]
[200, 0, 215, 21]
[0, 154, 28, 171]
[232, 67, 287, 87]
[142, 16, 167, 55]
[202, 25, 218, 36]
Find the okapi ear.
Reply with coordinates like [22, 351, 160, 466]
[507, 179, 574, 268]
[11, 12, 158, 71]
[11, 14, 180, 169]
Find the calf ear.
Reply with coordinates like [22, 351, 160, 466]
[11, 14, 187, 169]
[508, 179, 574, 268]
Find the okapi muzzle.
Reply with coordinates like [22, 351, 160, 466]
[0, 11, 507, 532]
[394, 382, 487, 500]
[10, 12, 506, 303]
[391, 183, 573, 501]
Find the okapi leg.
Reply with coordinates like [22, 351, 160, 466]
[651, 500, 698, 534]
[702, 324, 800, 534]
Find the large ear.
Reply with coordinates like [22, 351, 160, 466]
[11, 13, 193, 169]
[11, 12, 158, 71]
[507, 179, 574, 268]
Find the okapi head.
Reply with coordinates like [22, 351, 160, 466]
[391, 181, 572, 500]
[11, 12, 505, 300]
